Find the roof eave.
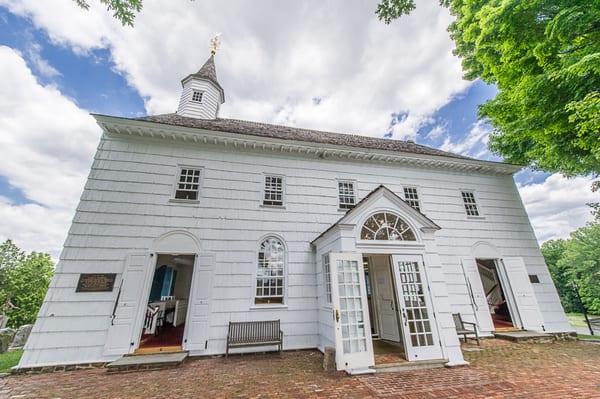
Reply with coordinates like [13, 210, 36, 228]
[92, 114, 523, 175]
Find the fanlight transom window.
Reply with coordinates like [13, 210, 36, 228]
[360, 212, 416, 241]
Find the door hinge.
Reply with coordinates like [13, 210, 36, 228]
[184, 338, 187, 343]
[205, 340, 208, 349]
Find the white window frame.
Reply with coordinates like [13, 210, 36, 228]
[460, 190, 482, 217]
[323, 254, 332, 304]
[252, 235, 287, 308]
[337, 179, 357, 211]
[171, 165, 202, 203]
[402, 186, 422, 212]
[191, 90, 204, 103]
[261, 174, 285, 207]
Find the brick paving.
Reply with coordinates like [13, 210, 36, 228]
[2, 340, 600, 398]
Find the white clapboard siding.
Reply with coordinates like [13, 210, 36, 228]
[19, 131, 572, 368]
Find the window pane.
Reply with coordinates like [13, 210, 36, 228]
[255, 237, 285, 304]
[263, 176, 284, 206]
[174, 167, 201, 200]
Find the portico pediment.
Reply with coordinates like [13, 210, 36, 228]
[311, 185, 440, 247]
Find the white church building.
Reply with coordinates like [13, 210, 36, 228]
[18, 53, 572, 373]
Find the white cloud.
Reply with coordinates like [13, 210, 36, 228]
[518, 174, 597, 242]
[25, 41, 61, 78]
[0, 46, 101, 258]
[0, 0, 471, 140]
[440, 120, 491, 158]
[426, 123, 447, 140]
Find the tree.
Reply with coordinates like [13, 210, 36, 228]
[557, 223, 600, 314]
[0, 240, 54, 328]
[541, 239, 581, 313]
[377, 0, 600, 176]
[75, 0, 142, 26]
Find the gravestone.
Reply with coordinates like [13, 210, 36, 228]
[10, 324, 33, 349]
[0, 328, 15, 353]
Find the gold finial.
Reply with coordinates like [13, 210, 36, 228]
[210, 33, 222, 55]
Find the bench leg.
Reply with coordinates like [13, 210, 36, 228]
[226, 344, 229, 358]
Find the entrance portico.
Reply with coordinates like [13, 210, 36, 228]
[312, 185, 467, 374]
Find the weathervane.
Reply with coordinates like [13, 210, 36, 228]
[210, 33, 222, 55]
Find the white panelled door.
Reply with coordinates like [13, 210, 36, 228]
[330, 252, 374, 374]
[372, 256, 401, 342]
[183, 254, 214, 351]
[501, 257, 544, 331]
[391, 255, 442, 361]
[461, 258, 495, 333]
[103, 253, 153, 356]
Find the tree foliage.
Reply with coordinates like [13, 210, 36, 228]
[377, 0, 600, 176]
[0, 240, 54, 328]
[540, 239, 581, 313]
[541, 223, 600, 315]
[74, 0, 142, 26]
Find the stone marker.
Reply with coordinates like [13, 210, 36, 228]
[0, 328, 16, 353]
[323, 346, 336, 371]
[10, 324, 33, 349]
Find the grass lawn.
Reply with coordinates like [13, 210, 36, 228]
[567, 312, 599, 328]
[0, 350, 22, 373]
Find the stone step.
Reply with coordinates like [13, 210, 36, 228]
[494, 330, 554, 343]
[106, 351, 188, 372]
[372, 358, 447, 373]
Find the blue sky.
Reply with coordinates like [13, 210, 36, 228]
[0, 1, 595, 257]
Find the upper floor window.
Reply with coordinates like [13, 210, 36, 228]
[360, 212, 416, 241]
[338, 181, 356, 210]
[191, 90, 203, 103]
[323, 254, 332, 304]
[403, 186, 421, 212]
[255, 237, 285, 304]
[461, 191, 480, 216]
[174, 167, 201, 200]
[263, 175, 284, 206]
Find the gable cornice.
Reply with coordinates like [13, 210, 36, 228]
[93, 114, 521, 175]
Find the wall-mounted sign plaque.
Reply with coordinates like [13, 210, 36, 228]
[76, 273, 117, 292]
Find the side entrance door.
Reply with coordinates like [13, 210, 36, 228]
[103, 252, 153, 356]
[330, 252, 375, 374]
[391, 254, 443, 361]
[183, 254, 215, 351]
[500, 257, 544, 331]
[371, 255, 401, 342]
[461, 258, 495, 333]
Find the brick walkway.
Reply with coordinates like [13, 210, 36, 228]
[2, 340, 600, 398]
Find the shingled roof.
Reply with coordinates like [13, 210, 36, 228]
[138, 113, 474, 161]
[181, 55, 224, 96]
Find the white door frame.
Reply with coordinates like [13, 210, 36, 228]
[132, 251, 197, 352]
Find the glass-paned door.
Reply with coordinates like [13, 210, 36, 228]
[329, 252, 374, 373]
[391, 254, 442, 361]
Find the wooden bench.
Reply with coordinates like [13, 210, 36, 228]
[453, 313, 480, 345]
[226, 320, 283, 357]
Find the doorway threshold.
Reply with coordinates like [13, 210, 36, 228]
[372, 358, 447, 373]
[494, 331, 554, 343]
[107, 351, 188, 372]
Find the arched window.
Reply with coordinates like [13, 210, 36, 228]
[360, 212, 416, 241]
[255, 237, 285, 304]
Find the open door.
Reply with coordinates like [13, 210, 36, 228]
[371, 255, 401, 342]
[330, 252, 374, 374]
[183, 254, 214, 351]
[391, 254, 443, 361]
[461, 258, 495, 333]
[500, 257, 544, 331]
[103, 253, 153, 356]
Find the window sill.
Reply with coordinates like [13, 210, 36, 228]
[466, 215, 486, 220]
[337, 208, 353, 213]
[169, 198, 200, 205]
[250, 304, 288, 310]
[260, 204, 286, 210]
